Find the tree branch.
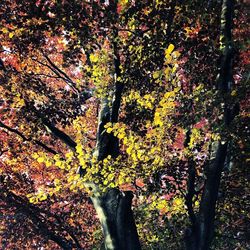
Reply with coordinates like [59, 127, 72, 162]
[43, 53, 80, 94]
[32, 57, 79, 94]
[0, 189, 76, 250]
[0, 121, 58, 155]
[40, 117, 77, 150]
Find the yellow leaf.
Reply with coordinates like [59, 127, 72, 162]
[9, 32, 14, 38]
[166, 44, 175, 54]
[76, 144, 83, 154]
[106, 127, 113, 133]
[154, 112, 163, 126]
[55, 186, 61, 192]
[126, 146, 133, 155]
[38, 193, 47, 201]
[173, 198, 182, 206]
[29, 197, 37, 203]
[117, 132, 125, 139]
[2, 28, 8, 33]
[89, 53, 98, 63]
[65, 152, 74, 158]
[55, 161, 62, 167]
[157, 201, 167, 210]
[164, 91, 175, 99]
[54, 179, 60, 185]
[79, 157, 85, 166]
[37, 157, 44, 163]
[231, 90, 237, 96]
[172, 51, 181, 58]
[153, 71, 160, 79]
[74, 174, 80, 181]
[104, 122, 112, 128]
[45, 161, 52, 167]
[32, 153, 39, 159]
[123, 136, 128, 144]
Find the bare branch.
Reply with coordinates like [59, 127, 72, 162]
[43, 53, 80, 94]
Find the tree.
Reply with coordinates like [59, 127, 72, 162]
[0, 0, 249, 249]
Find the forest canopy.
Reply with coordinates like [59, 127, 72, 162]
[0, 0, 249, 249]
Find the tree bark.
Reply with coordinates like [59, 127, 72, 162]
[92, 189, 141, 250]
[91, 7, 141, 247]
[92, 99, 141, 249]
[185, 0, 235, 249]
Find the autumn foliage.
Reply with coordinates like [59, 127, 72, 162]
[0, 0, 249, 249]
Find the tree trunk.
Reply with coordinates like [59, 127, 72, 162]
[91, 9, 141, 246]
[92, 94, 141, 249]
[92, 189, 141, 250]
[185, 142, 228, 250]
[185, 0, 234, 249]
